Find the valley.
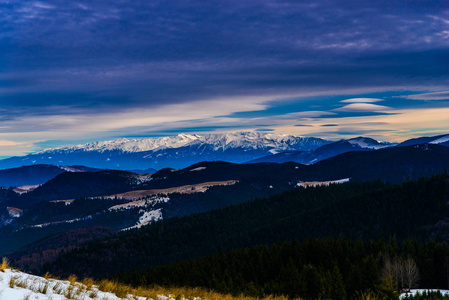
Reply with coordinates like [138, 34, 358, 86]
[1, 132, 449, 299]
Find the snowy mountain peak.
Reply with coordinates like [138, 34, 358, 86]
[347, 137, 393, 149]
[194, 131, 327, 151]
[1, 131, 331, 170]
[36, 131, 327, 154]
[429, 134, 449, 145]
[37, 134, 201, 154]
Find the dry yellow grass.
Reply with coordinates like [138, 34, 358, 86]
[107, 180, 238, 201]
[0, 257, 9, 272]
[68, 274, 78, 285]
[81, 277, 95, 290]
[4, 268, 300, 300]
[354, 290, 387, 300]
[95, 279, 297, 300]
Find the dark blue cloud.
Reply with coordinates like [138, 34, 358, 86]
[1, 0, 449, 152]
[2, 0, 448, 109]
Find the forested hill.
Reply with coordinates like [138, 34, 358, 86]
[119, 238, 449, 299]
[37, 174, 449, 279]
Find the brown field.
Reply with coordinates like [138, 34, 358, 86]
[105, 180, 238, 200]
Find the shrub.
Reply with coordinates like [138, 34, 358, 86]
[0, 257, 9, 271]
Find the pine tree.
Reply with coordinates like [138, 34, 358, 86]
[330, 265, 347, 300]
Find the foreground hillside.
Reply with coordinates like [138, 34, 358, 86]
[7, 238, 449, 300]
[20, 174, 448, 279]
[0, 263, 293, 300]
[0, 266, 140, 300]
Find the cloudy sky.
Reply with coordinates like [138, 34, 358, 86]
[1, 0, 449, 157]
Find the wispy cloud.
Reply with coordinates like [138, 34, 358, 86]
[402, 91, 449, 100]
[0, 140, 36, 156]
[334, 103, 392, 112]
[340, 98, 384, 103]
[0, 140, 24, 147]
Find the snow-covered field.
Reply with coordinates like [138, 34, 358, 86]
[400, 289, 449, 298]
[13, 185, 41, 195]
[297, 178, 350, 188]
[123, 208, 164, 230]
[0, 268, 149, 300]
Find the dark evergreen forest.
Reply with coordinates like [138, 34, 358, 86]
[39, 174, 449, 286]
[118, 237, 449, 299]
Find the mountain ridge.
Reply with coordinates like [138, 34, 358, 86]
[248, 136, 396, 164]
[0, 164, 100, 188]
[36, 132, 327, 154]
[2, 132, 447, 171]
[0, 132, 330, 170]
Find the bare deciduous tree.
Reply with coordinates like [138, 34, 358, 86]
[393, 256, 404, 289]
[382, 254, 394, 278]
[403, 255, 419, 290]
[381, 254, 419, 290]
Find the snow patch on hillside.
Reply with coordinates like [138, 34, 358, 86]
[297, 178, 350, 188]
[50, 199, 75, 205]
[123, 208, 163, 230]
[13, 184, 40, 194]
[139, 208, 163, 224]
[190, 167, 206, 172]
[430, 134, 449, 145]
[109, 196, 169, 210]
[57, 165, 81, 172]
[32, 215, 93, 228]
[7, 207, 23, 218]
[347, 137, 393, 149]
[131, 174, 153, 185]
[400, 289, 449, 298]
[0, 268, 147, 299]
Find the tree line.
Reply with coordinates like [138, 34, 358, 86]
[117, 237, 449, 300]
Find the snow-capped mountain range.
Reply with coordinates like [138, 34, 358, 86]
[36, 133, 202, 154]
[0, 132, 330, 170]
[0, 132, 447, 171]
[37, 132, 326, 154]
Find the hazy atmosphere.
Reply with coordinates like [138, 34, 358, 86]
[1, 0, 449, 157]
